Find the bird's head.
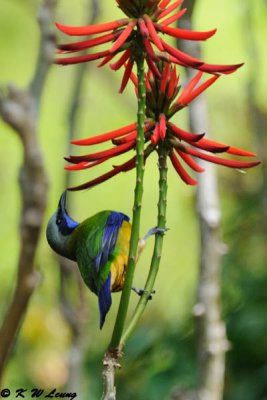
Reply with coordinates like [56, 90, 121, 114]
[46, 191, 79, 259]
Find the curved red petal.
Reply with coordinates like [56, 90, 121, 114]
[159, 114, 167, 140]
[138, 18, 149, 37]
[55, 50, 110, 65]
[227, 147, 257, 157]
[161, 8, 187, 26]
[110, 21, 136, 53]
[67, 141, 135, 163]
[130, 70, 138, 87]
[176, 71, 203, 105]
[57, 33, 116, 53]
[176, 150, 205, 173]
[71, 122, 136, 146]
[110, 49, 131, 70]
[179, 75, 219, 105]
[158, 0, 184, 20]
[151, 123, 161, 145]
[191, 138, 230, 153]
[199, 63, 244, 74]
[55, 19, 128, 36]
[186, 147, 261, 168]
[160, 63, 171, 93]
[167, 67, 178, 98]
[168, 122, 205, 142]
[159, 0, 171, 8]
[146, 56, 162, 79]
[144, 38, 158, 61]
[161, 40, 203, 68]
[64, 158, 108, 171]
[157, 25, 217, 41]
[143, 16, 164, 51]
[113, 131, 137, 145]
[169, 151, 198, 185]
[119, 58, 134, 93]
[98, 54, 116, 67]
[67, 157, 136, 191]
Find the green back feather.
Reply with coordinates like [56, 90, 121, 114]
[71, 211, 111, 293]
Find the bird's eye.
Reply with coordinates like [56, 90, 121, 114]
[56, 218, 62, 225]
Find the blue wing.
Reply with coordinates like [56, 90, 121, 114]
[98, 274, 111, 329]
[96, 211, 130, 328]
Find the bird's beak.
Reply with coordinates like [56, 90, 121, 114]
[58, 190, 67, 213]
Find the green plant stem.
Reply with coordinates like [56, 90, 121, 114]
[109, 55, 146, 350]
[121, 144, 168, 346]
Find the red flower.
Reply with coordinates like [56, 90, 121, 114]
[65, 62, 260, 190]
[55, 0, 242, 93]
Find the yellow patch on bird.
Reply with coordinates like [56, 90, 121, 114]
[110, 220, 131, 292]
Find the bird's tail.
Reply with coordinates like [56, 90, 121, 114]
[98, 274, 112, 329]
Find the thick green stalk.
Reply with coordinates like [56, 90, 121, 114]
[121, 145, 168, 345]
[109, 55, 146, 350]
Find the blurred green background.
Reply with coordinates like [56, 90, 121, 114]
[0, 0, 266, 399]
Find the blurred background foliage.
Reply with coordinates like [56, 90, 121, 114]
[0, 0, 266, 399]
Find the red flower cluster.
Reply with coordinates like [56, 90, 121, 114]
[55, 0, 242, 93]
[65, 62, 260, 190]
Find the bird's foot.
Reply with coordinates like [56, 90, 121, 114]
[142, 226, 169, 241]
[138, 227, 169, 250]
[132, 287, 156, 300]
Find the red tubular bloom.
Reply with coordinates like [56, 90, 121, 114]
[161, 41, 203, 68]
[145, 75, 152, 92]
[58, 3, 260, 190]
[159, 0, 172, 9]
[64, 158, 109, 171]
[55, 20, 129, 36]
[110, 20, 136, 53]
[189, 138, 230, 153]
[67, 143, 154, 191]
[198, 62, 244, 74]
[97, 54, 115, 67]
[158, 0, 184, 20]
[146, 56, 161, 79]
[143, 15, 164, 51]
[65, 59, 260, 190]
[66, 141, 135, 163]
[55, 50, 111, 65]
[110, 49, 131, 71]
[151, 123, 161, 145]
[159, 114, 167, 140]
[72, 122, 137, 145]
[184, 147, 261, 169]
[147, 63, 259, 184]
[119, 58, 134, 93]
[161, 8, 187, 26]
[160, 63, 171, 92]
[177, 150, 205, 173]
[113, 121, 155, 145]
[68, 156, 137, 191]
[178, 75, 220, 106]
[113, 131, 138, 145]
[55, 0, 245, 91]
[57, 32, 116, 53]
[170, 151, 198, 185]
[179, 71, 203, 102]
[167, 67, 178, 98]
[144, 37, 158, 61]
[168, 122, 205, 142]
[138, 18, 149, 37]
[227, 147, 256, 157]
[156, 24, 217, 41]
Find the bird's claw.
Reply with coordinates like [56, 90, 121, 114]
[142, 226, 169, 241]
[132, 287, 156, 300]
